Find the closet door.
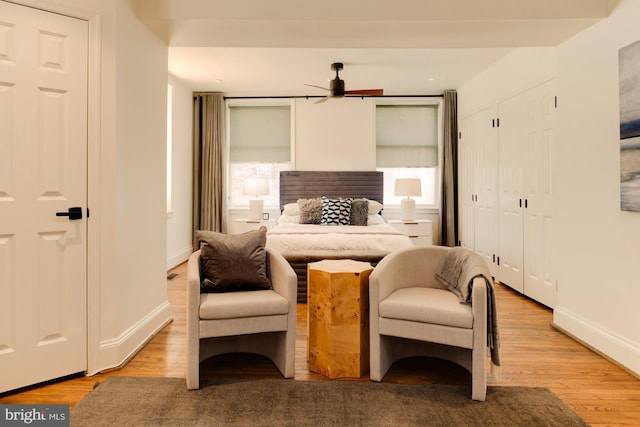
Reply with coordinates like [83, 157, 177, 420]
[522, 81, 557, 308]
[498, 95, 525, 293]
[458, 106, 499, 279]
[473, 106, 499, 279]
[458, 117, 475, 250]
[498, 80, 557, 307]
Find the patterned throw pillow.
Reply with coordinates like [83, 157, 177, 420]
[321, 197, 352, 225]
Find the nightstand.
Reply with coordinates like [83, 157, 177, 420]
[231, 219, 276, 234]
[387, 219, 433, 246]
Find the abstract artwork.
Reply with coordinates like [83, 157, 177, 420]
[619, 40, 640, 211]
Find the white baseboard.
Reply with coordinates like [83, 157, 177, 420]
[554, 306, 640, 377]
[93, 300, 172, 374]
[167, 246, 192, 270]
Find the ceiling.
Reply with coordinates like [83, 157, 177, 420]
[137, 0, 613, 96]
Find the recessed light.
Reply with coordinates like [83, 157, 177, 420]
[427, 77, 435, 82]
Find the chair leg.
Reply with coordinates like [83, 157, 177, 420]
[471, 346, 487, 401]
[186, 336, 200, 390]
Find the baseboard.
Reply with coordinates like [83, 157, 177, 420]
[167, 246, 192, 270]
[93, 301, 172, 374]
[553, 306, 640, 377]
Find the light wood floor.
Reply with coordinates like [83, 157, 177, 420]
[2, 261, 640, 426]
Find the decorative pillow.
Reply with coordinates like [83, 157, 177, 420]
[321, 197, 352, 225]
[195, 227, 271, 293]
[282, 203, 300, 216]
[368, 200, 383, 215]
[298, 198, 322, 224]
[350, 198, 369, 226]
[367, 214, 385, 225]
[277, 213, 300, 224]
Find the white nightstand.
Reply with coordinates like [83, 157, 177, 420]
[388, 219, 433, 247]
[232, 219, 276, 234]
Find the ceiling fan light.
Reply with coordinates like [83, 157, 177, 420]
[330, 78, 345, 97]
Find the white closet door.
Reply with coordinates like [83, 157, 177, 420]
[522, 81, 557, 308]
[498, 95, 525, 293]
[0, 1, 88, 393]
[473, 106, 500, 279]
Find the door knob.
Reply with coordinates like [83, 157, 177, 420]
[56, 207, 83, 220]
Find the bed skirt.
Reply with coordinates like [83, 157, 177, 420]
[278, 250, 389, 303]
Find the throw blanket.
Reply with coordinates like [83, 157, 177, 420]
[435, 247, 501, 376]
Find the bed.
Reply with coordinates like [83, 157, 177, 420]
[266, 171, 413, 302]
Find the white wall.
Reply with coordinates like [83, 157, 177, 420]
[167, 76, 193, 269]
[553, 0, 640, 375]
[294, 98, 375, 170]
[458, 47, 557, 118]
[458, 0, 640, 376]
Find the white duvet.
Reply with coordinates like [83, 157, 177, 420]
[266, 223, 413, 253]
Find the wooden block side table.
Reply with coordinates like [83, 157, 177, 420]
[307, 259, 373, 379]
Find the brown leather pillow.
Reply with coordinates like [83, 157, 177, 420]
[195, 227, 271, 292]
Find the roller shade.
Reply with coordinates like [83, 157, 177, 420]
[229, 106, 291, 162]
[376, 105, 438, 167]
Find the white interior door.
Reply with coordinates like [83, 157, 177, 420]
[522, 81, 557, 308]
[0, 1, 88, 393]
[473, 106, 500, 279]
[498, 94, 525, 293]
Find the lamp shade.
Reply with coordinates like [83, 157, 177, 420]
[243, 178, 269, 197]
[394, 178, 422, 198]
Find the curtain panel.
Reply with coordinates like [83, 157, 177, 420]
[440, 90, 459, 247]
[193, 93, 226, 250]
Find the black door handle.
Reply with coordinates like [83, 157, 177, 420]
[56, 207, 83, 220]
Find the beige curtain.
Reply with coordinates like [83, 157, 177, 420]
[193, 93, 226, 250]
[440, 90, 458, 247]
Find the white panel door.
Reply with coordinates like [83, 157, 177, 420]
[473, 106, 499, 279]
[522, 81, 557, 308]
[0, 1, 88, 393]
[498, 95, 525, 293]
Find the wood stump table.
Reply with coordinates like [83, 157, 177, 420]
[307, 259, 374, 379]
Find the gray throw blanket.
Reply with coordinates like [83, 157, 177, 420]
[435, 247, 501, 371]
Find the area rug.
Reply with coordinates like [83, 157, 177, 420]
[70, 377, 587, 426]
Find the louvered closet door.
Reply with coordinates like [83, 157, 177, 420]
[0, 1, 88, 393]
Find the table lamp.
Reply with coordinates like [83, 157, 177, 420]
[394, 178, 421, 221]
[243, 178, 269, 220]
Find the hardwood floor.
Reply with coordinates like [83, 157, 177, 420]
[2, 261, 640, 426]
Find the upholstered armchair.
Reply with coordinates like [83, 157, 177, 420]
[186, 229, 297, 390]
[369, 245, 496, 401]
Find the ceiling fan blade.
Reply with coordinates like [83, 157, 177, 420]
[314, 96, 332, 104]
[345, 89, 384, 96]
[305, 84, 330, 91]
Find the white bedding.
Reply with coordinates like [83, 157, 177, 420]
[266, 222, 413, 253]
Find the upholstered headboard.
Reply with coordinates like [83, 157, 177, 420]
[279, 171, 384, 209]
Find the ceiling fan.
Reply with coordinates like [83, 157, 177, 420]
[305, 62, 384, 104]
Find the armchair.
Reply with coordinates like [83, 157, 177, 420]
[186, 247, 297, 390]
[369, 245, 495, 401]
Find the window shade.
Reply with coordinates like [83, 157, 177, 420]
[376, 105, 438, 167]
[229, 106, 291, 162]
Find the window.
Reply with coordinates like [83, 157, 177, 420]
[375, 102, 441, 207]
[227, 103, 292, 208]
